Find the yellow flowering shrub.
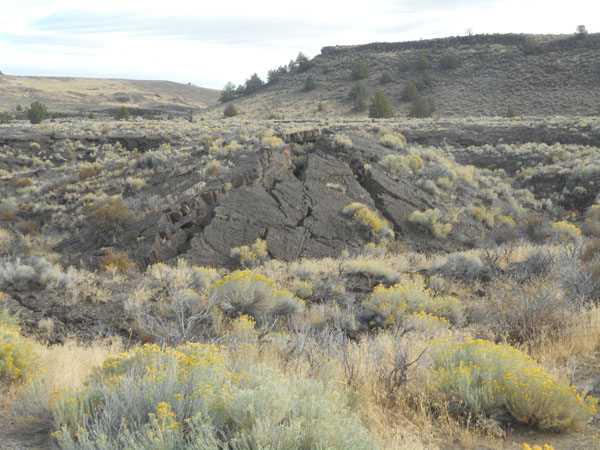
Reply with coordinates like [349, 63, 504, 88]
[496, 215, 516, 228]
[379, 132, 407, 150]
[51, 343, 379, 449]
[261, 136, 285, 149]
[0, 311, 36, 382]
[230, 314, 258, 343]
[409, 209, 452, 239]
[469, 205, 495, 227]
[343, 202, 394, 243]
[209, 270, 304, 319]
[552, 221, 582, 242]
[229, 238, 268, 267]
[428, 338, 597, 430]
[333, 134, 353, 149]
[522, 443, 555, 450]
[362, 274, 464, 327]
[405, 311, 450, 332]
[381, 153, 424, 177]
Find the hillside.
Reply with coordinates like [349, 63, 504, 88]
[0, 74, 220, 113]
[1, 116, 600, 449]
[208, 33, 600, 119]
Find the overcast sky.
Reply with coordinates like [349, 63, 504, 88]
[0, 0, 597, 89]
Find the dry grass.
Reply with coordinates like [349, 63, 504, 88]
[0, 75, 220, 112]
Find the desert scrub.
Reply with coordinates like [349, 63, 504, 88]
[86, 195, 131, 232]
[99, 250, 136, 272]
[409, 209, 452, 239]
[0, 310, 36, 382]
[381, 153, 424, 177]
[469, 205, 496, 228]
[362, 274, 464, 327]
[261, 136, 285, 149]
[473, 278, 573, 344]
[551, 221, 582, 242]
[230, 238, 268, 268]
[50, 343, 379, 449]
[378, 131, 406, 150]
[427, 337, 597, 430]
[344, 258, 400, 283]
[438, 252, 484, 282]
[333, 134, 353, 149]
[343, 202, 394, 243]
[209, 270, 304, 319]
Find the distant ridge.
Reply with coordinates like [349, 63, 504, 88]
[0, 75, 220, 113]
[207, 33, 600, 119]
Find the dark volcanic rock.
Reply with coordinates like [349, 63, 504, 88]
[56, 132, 491, 270]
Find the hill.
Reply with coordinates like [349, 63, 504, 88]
[0, 74, 220, 113]
[208, 33, 600, 119]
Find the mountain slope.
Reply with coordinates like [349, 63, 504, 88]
[208, 33, 600, 119]
[0, 75, 220, 113]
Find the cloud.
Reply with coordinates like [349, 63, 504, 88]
[0, 33, 102, 49]
[380, 0, 505, 13]
[30, 10, 362, 45]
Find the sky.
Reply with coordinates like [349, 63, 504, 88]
[0, 0, 598, 89]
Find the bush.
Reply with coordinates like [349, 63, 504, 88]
[100, 250, 136, 272]
[333, 134, 353, 148]
[0, 111, 13, 124]
[295, 52, 314, 72]
[362, 274, 464, 327]
[400, 81, 418, 102]
[230, 238, 268, 268]
[351, 61, 369, 80]
[427, 337, 597, 430]
[520, 212, 549, 243]
[523, 36, 541, 55]
[416, 71, 431, 89]
[116, 106, 130, 120]
[50, 343, 378, 449]
[409, 209, 452, 238]
[369, 90, 394, 118]
[223, 104, 238, 117]
[86, 196, 131, 232]
[219, 82, 237, 102]
[243, 73, 264, 94]
[399, 58, 411, 72]
[348, 81, 368, 111]
[26, 101, 47, 124]
[267, 67, 287, 84]
[507, 105, 517, 118]
[303, 74, 316, 91]
[415, 53, 430, 70]
[378, 132, 406, 150]
[343, 202, 394, 243]
[379, 71, 392, 84]
[575, 25, 588, 39]
[209, 270, 304, 319]
[552, 221, 581, 242]
[438, 252, 485, 282]
[475, 278, 573, 344]
[381, 153, 423, 177]
[559, 246, 600, 304]
[439, 53, 459, 70]
[0, 310, 36, 382]
[409, 95, 436, 118]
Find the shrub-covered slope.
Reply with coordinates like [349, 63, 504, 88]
[209, 33, 600, 119]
